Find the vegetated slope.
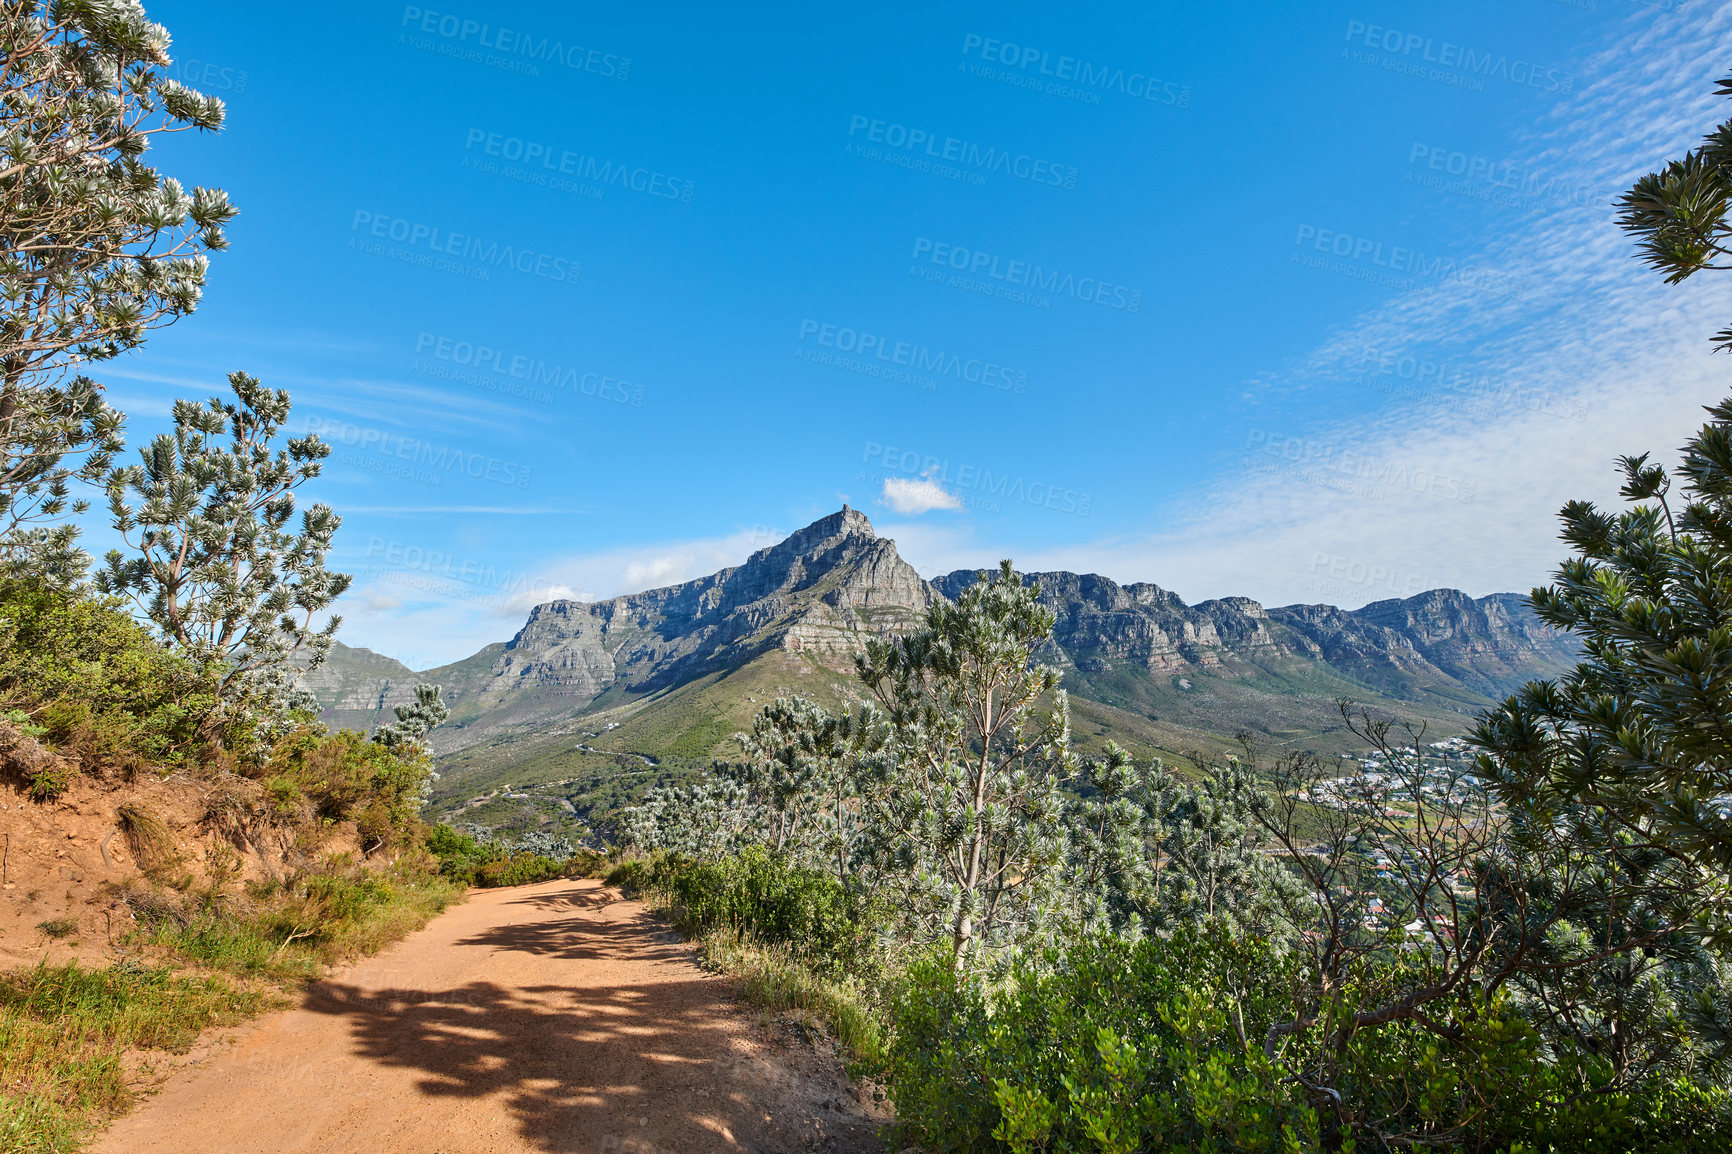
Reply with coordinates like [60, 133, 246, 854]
[310, 509, 1575, 840]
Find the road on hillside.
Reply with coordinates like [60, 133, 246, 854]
[96, 880, 885, 1154]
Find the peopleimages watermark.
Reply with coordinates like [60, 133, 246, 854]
[174, 58, 248, 94]
[360, 537, 564, 607]
[1353, 347, 1586, 422]
[909, 237, 1142, 313]
[958, 34, 1191, 108]
[1292, 224, 1521, 301]
[348, 210, 580, 286]
[795, 319, 1028, 395]
[1342, 20, 1573, 95]
[843, 115, 1078, 190]
[397, 7, 630, 80]
[862, 441, 1091, 516]
[1304, 552, 1434, 601]
[305, 416, 533, 489]
[1246, 429, 1475, 504]
[462, 129, 693, 204]
[1404, 142, 1599, 214]
[412, 332, 644, 407]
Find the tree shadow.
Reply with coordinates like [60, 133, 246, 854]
[456, 887, 688, 964]
[299, 882, 880, 1153]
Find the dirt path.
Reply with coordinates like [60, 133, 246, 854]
[94, 879, 886, 1154]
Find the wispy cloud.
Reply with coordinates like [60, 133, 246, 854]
[331, 523, 786, 665]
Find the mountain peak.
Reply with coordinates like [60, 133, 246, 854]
[777, 506, 875, 554]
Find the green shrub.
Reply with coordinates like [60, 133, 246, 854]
[0, 580, 216, 772]
[267, 729, 431, 849]
[885, 931, 1732, 1154]
[654, 848, 860, 965]
[604, 857, 654, 894]
[566, 848, 608, 877]
[474, 854, 563, 887]
[424, 823, 502, 885]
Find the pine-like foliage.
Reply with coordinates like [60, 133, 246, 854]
[0, 0, 236, 580]
[626, 566, 1302, 969]
[1474, 403, 1732, 894]
[1619, 73, 1732, 350]
[1060, 741, 1303, 940]
[622, 695, 882, 877]
[95, 372, 350, 723]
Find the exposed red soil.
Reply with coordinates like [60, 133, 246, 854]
[93, 879, 889, 1154]
[0, 765, 363, 971]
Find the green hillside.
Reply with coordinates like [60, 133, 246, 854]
[424, 646, 1483, 845]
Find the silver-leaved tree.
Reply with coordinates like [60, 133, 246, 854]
[1, 1, 235, 583]
[856, 560, 1076, 972]
[96, 371, 350, 739]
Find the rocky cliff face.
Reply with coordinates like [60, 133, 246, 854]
[932, 569, 1576, 704]
[455, 506, 933, 712]
[295, 641, 416, 711]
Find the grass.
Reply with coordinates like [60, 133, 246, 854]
[692, 929, 887, 1069]
[624, 861, 892, 1071]
[130, 867, 466, 985]
[0, 963, 276, 1154]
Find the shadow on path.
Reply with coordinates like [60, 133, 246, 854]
[297, 882, 877, 1153]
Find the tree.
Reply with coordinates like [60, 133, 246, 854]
[95, 372, 349, 721]
[1618, 73, 1732, 351]
[719, 694, 883, 887]
[1146, 750, 1306, 937]
[1469, 70, 1732, 890]
[619, 775, 756, 858]
[373, 682, 449, 752]
[1255, 705, 1719, 1149]
[372, 681, 450, 809]
[1, 1, 235, 579]
[1471, 411, 1732, 892]
[1060, 740, 1303, 941]
[856, 560, 1075, 971]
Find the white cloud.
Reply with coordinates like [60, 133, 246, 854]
[491, 585, 577, 618]
[880, 475, 964, 515]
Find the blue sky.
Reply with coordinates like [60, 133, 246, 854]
[90, 0, 1732, 668]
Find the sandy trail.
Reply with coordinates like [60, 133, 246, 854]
[94, 879, 884, 1154]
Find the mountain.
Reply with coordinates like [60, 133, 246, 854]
[932, 571, 1576, 716]
[296, 641, 419, 735]
[466, 505, 930, 710]
[304, 509, 1576, 838]
[327, 506, 933, 744]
